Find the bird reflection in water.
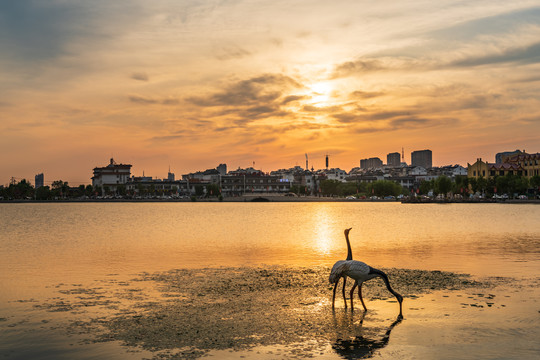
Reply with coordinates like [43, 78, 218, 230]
[331, 310, 403, 359]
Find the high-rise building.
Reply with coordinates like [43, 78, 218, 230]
[217, 163, 227, 176]
[411, 149, 432, 169]
[387, 152, 401, 167]
[360, 157, 383, 169]
[495, 150, 523, 164]
[35, 173, 44, 188]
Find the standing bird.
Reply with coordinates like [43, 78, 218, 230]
[337, 260, 403, 316]
[329, 228, 353, 308]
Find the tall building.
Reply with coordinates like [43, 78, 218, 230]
[360, 157, 383, 169]
[217, 163, 227, 176]
[387, 152, 401, 167]
[495, 150, 523, 164]
[35, 173, 44, 188]
[92, 158, 132, 193]
[411, 149, 432, 169]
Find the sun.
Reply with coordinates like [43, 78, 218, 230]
[308, 82, 333, 107]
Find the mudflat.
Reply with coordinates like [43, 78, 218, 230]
[9, 266, 530, 359]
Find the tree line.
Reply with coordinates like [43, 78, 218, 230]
[0, 180, 96, 200]
[293, 173, 540, 198]
[2, 173, 539, 200]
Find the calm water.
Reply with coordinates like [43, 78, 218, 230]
[1, 202, 539, 359]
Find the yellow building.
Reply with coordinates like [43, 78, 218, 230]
[503, 153, 540, 177]
[467, 153, 540, 179]
[467, 158, 491, 179]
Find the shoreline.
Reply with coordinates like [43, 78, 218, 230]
[1, 195, 539, 204]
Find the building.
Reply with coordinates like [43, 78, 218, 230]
[220, 174, 291, 196]
[35, 173, 44, 188]
[126, 178, 194, 197]
[217, 164, 227, 176]
[387, 152, 401, 167]
[323, 168, 348, 182]
[495, 150, 523, 164]
[411, 150, 432, 169]
[92, 158, 132, 194]
[468, 152, 539, 179]
[167, 168, 175, 181]
[467, 158, 490, 179]
[360, 157, 383, 169]
[500, 152, 540, 178]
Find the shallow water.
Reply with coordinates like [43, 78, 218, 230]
[1, 202, 539, 359]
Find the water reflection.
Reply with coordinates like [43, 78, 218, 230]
[332, 310, 403, 359]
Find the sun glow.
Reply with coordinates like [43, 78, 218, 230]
[308, 82, 333, 107]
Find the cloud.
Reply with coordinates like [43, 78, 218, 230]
[214, 45, 251, 60]
[367, 110, 413, 121]
[131, 72, 149, 81]
[302, 105, 342, 113]
[331, 56, 429, 78]
[349, 90, 385, 99]
[281, 95, 308, 104]
[150, 134, 184, 142]
[128, 95, 179, 105]
[331, 59, 385, 77]
[517, 115, 540, 124]
[332, 113, 358, 123]
[451, 41, 540, 67]
[0, 1, 85, 61]
[182, 73, 305, 126]
[0, 1, 145, 63]
[186, 74, 302, 107]
[430, 6, 540, 44]
[389, 117, 430, 127]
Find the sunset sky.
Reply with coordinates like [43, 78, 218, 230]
[1, 0, 540, 186]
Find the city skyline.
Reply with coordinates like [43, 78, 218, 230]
[2, 1, 540, 185]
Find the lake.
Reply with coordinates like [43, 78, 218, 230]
[1, 202, 539, 359]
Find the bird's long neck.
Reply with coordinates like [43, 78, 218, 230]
[345, 232, 352, 261]
[370, 267, 401, 300]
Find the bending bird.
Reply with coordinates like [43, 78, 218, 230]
[329, 228, 353, 308]
[337, 260, 403, 316]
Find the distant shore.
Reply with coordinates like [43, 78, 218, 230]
[1, 195, 539, 204]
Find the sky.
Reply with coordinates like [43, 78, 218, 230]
[1, 0, 540, 186]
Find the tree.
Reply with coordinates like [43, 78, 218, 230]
[454, 176, 468, 194]
[530, 175, 540, 189]
[418, 180, 432, 195]
[9, 179, 34, 199]
[206, 184, 220, 197]
[195, 185, 205, 197]
[476, 177, 488, 195]
[530, 175, 540, 197]
[51, 180, 69, 198]
[35, 186, 52, 200]
[368, 180, 402, 197]
[117, 184, 127, 197]
[435, 176, 452, 197]
[320, 180, 341, 196]
[85, 185, 94, 197]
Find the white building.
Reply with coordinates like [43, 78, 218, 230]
[324, 168, 348, 182]
[92, 158, 132, 194]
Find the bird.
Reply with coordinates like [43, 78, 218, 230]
[329, 227, 353, 308]
[336, 260, 403, 316]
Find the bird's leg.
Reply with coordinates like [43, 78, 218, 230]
[349, 281, 358, 310]
[342, 276, 347, 308]
[332, 278, 339, 308]
[358, 282, 367, 311]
